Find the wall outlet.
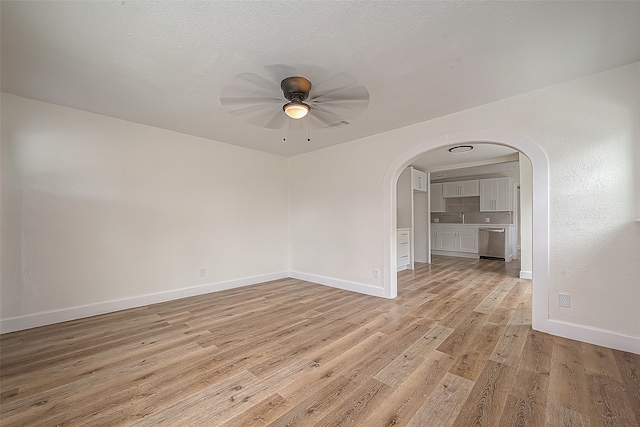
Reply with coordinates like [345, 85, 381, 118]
[485, 218, 490, 223]
[199, 268, 207, 278]
[558, 293, 571, 308]
[434, 218, 439, 223]
[373, 269, 380, 279]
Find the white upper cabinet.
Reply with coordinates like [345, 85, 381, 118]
[430, 183, 446, 212]
[480, 177, 513, 211]
[412, 168, 427, 192]
[442, 180, 480, 197]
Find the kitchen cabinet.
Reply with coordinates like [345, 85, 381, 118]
[442, 180, 480, 197]
[437, 227, 457, 251]
[431, 225, 478, 255]
[430, 183, 446, 212]
[458, 228, 479, 252]
[397, 228, 411, 270]
[412, 168, 427, 192]
[480, 178, 513, 211]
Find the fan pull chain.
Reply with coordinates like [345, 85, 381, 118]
[306, 115, 311, 142]
[282, 117, 287, 142]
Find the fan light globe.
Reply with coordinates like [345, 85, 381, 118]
[283, 102, 310, 119]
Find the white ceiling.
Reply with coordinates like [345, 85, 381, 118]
[2, 1, 640, 158]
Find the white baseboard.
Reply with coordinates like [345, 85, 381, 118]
[519, 270, 533, 279]
[288, 271, 385, 298]
[544, 319, 640, 355]
[431, 250, 478, 259]
[5, 272, 638, 355]
[0, 272, 288, 334]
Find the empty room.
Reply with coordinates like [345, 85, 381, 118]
[1, 1, 639, 426]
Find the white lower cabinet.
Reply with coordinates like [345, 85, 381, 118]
[431, 224, 515, 260]
[438, 228, 457, 251]
[458, 228, 478, 253]
[431, 225, 479, 256]
[397, 228, 411, 270]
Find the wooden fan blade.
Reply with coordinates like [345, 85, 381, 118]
[310, 73, 358, 98]
[309, 108, 346, 127]
[309, 101, 369, 120]
[263, 109, 285, 129]
[306, 114, 333, 130]
[235, 73, 281, 94]
[220, 96, 283, 107]
[310, 84, 370, 103]
[311, 104, 361, 121]
[229, 103, 281, 117]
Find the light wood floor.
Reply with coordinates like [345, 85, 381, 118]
[1, 256, 638, 426]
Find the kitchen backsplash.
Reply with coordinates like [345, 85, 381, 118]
[431, 196, 513, 224]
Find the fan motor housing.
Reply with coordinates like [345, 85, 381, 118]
[281, 76, 312, 101]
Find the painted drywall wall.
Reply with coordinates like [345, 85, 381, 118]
[413, 191, 428, 263]
[519, 153, 533, 277]
[396, 168, 412, 229]
[288, 62, 640, 340]
[1, 93, 289, 326]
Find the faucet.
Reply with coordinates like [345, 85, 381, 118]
[460, 212, 465, 224]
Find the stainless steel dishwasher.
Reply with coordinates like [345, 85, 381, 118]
[478, 227, 506, 260]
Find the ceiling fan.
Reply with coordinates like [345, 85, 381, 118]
[220, 65, 370, 132]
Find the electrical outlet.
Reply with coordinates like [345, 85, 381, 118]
[485, 218, 490, 223]
[558, 293, 571, 308]
[373, 269, 380, 279]
[434, 218, 439, 223]
[199, 268, 207, 278]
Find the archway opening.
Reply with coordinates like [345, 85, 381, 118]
[382, 131, 549, 333]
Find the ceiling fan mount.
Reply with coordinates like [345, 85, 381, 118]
[281, 76, 312, 119]
[281, 76, 311, 102]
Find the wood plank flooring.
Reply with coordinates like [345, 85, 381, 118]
[1, 256, 638, 426]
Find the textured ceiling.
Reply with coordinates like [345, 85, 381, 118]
[2, 1, 640, 157]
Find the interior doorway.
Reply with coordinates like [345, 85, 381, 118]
[383, 130, 549, 333]
[395, 145, 528, 274]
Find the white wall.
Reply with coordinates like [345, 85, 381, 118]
[519, 153, 533, 277]
[2, 63, 638, 352]
[396, 168, 412, 229]
[287, 144, 388, 295]
[288, 63, 640, 348]
[413, 191, 428, 263]
[1, 94, 289, 330]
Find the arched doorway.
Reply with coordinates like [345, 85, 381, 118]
[382, 130, 549, 333]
